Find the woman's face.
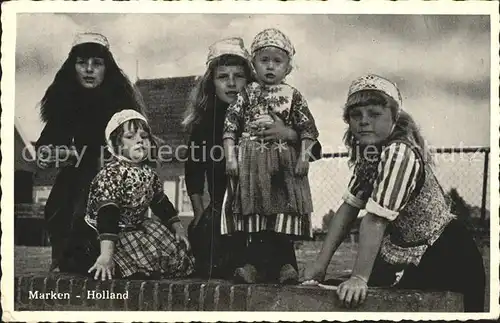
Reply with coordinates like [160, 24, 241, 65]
[348, 105, 394, 146]
[119, 121, 152, 163]
[75, 57, 106, 89]
[213, 65, 247, 104]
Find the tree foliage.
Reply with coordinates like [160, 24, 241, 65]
[322, 209, 336, 231]
[446, 187, 474, 229]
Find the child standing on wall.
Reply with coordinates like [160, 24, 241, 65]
[222, 28, 320, 284]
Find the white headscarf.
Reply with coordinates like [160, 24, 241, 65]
[72, 32, 110, 49]
[347, 74, 403, 113]
[105, 109, 148, 162]
[206, 37, 251, 66]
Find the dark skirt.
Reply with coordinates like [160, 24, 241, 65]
[188, 204, 247, 279]
[44, 166, 99, 274]
[370, 220, 486, 312]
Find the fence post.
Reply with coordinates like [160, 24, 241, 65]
[480, 149, 490, 224]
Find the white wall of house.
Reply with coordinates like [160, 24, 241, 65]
[33, 186, 52, 205]
[32, 178, 195, 218]
[175, 175, 193, 216]
[15, 121, 36, 173]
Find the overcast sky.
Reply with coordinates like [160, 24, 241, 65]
[16, 13, 491, 150]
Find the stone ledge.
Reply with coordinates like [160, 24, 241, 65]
[15, 274, 464, 312]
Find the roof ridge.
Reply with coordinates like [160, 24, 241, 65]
[135, 75, 198, 162]
[136, 75, 199, 84]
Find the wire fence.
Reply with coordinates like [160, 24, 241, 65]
[15, 146, 491, 233]
[308, 146, 490, 230]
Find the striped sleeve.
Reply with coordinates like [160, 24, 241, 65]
[342, 170, 369, 209]
[366, 142, 422, 221]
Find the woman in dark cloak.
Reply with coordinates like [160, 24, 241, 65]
[35, 32, 146, 274]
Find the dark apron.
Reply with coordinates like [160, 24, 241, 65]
[188, 203, 246, 279]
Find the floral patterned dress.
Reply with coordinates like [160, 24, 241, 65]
[221, 82, 319, 238]
[85, 159, 195, 278]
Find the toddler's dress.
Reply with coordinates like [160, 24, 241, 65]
[221, 81, 319, 239]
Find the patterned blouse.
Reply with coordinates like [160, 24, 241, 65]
[343, 141, 456, 266]
[85, 159, 180, 234]
[222, 82, 319, 142]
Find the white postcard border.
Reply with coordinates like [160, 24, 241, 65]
[2, 1, 499, 322]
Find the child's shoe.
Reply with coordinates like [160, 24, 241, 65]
[279, 264, 299, 285]
[234, 264, 257, 284]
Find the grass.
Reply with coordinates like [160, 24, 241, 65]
[14, 242, 357, 277]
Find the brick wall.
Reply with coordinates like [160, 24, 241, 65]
[15, 274, 464, 311]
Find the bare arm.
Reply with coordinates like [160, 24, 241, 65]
[295, 138, 313, 176]
[304, 202, 359, 281]
[336, 212, 388, 308]
[150, 188, 190, 249]
[224, 138, 238, 177]
[351, 212, 388, 281]
[316, 202, 360, 268]
[89, 205, 119, 280]
[224, 138, 236, 160]
[99, 239, 115, 258]
[300, 139, 314, 157]
[88, 239, 116, 281]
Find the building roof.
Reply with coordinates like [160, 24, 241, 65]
[135, 76, 199, 163]
[15, 119, 36, 172]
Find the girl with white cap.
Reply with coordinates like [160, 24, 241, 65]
[222, 28, 320, 284]
[85, 110, 194, 280]
[183, 37, 301, 281]
[35, 32, 146, 274]
[183, 37, 252, 279]
[304, 74, 485, 312]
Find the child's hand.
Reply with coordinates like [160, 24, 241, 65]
[88, 254, 115, 281]
[303, 263, 326, 283]
[295, 155, 309, 176]
[258, 111, 295, 142]
[226, 158, 239, 177]
[337, 275, 368, 308]
[172, 222, 191, 251]
[190, 209, 204, 228]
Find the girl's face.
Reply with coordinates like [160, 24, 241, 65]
[348, 105, 394, 145]
[120, 121, 152, 163]
[213, 65, 247, 104]
[75, 57, 106, 89]
[253, 47, 290, 85]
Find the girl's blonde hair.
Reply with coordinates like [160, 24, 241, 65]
[343, 90, 433, 166]
[182, 54, 254, 133]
